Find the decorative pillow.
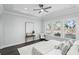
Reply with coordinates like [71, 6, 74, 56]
[54, 45, 59, 49]
[59, 43, 64, 50]
[61, 41, 72, 55]
[54, 40, 73, 55]
[62, 45, 70, 55]
[54, 42, 64, 50]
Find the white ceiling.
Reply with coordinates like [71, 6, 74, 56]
[3, 4, 79, 17]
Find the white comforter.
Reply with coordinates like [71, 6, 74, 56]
[32, 40, 62, 55]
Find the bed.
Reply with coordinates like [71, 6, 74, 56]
[32, 40, 61, 55]
[32, 39, 74, 55]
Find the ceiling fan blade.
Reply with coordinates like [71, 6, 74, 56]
[44, 6, 52, 9]
[44, 9, 48, 12]
[44, 10, 48, 12]
[39, 11, 41, 13]
[33, 9, 41, 11]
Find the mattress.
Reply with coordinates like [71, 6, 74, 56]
[32, 40, 62, 55]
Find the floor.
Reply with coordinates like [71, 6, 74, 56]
[0, 49, 1, 55]
[0, 39, 44, 55]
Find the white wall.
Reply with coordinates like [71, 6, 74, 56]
[0, 11, 41, 49]
[0, 5, 3, 15]
[0, 5, 4, 48]
[0, 18, 4, 47]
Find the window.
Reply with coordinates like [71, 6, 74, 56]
[64, 19, 76, 39]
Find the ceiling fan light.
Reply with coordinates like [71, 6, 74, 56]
[41, 9, 43, 12]
[24, 8, 27, 10]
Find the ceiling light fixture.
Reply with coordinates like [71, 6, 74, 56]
[41, 9, 43, 12]
[33, 4, 52, 13]
[24, 8, 27, 10]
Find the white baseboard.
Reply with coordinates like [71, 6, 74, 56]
[0, 41, 25, 49]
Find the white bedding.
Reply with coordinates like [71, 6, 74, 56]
[18, 39, 74, 55]
[32, 40, 62, 55]
[46, 49, 61, 55]
[32, 39, 74, 55]
[67, 40, 79, 55]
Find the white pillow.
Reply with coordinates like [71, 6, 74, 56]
[54, 40, 72, 55]
[67, 40, 79, 55]
[74, 40, 79, 45]
[67, 45, 79, 55]
[58, 41, 72, 55]
[54, 42, 64, 50]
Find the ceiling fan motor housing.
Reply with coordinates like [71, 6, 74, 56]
[39, 4, 44, 8]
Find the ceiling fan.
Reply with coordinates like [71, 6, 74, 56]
[33, 4, 52, 13]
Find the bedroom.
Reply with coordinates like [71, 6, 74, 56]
[0, 4, 79, 55]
